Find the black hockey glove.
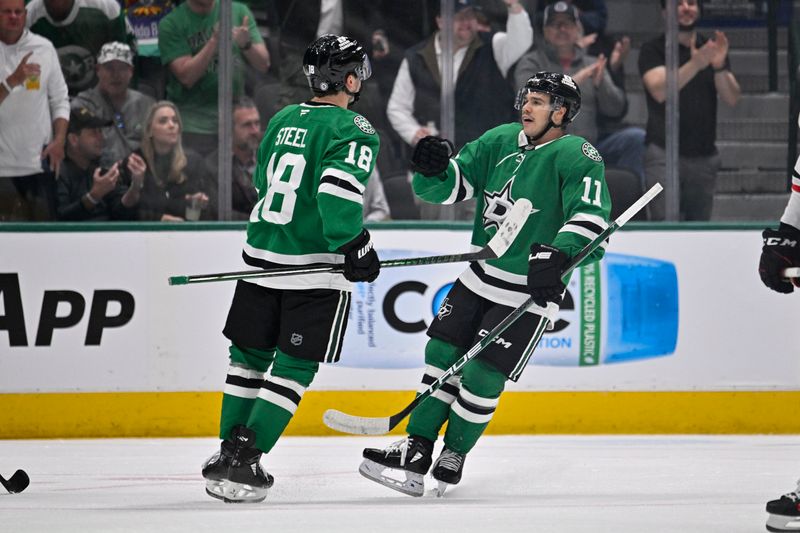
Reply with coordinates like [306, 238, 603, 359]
[759, 224, 800, 293]
[410, 136, 454, 177]
[338, 229, 380, 283]
[527, 243, 569, 307]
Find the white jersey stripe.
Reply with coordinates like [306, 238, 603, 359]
[266, 375, 307, 397]
[228, 366, 265, 380]
[458, 388, 499, 409]
[242, 243, 342, 265]
[318, 183, 364, 204]
[451, 401, 494, 424]
[257, 389, 298, 414]
[223, 383, 260, 399]
[321, 168, 366, 193]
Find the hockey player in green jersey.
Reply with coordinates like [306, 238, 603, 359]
[201, 34, 381, 503]
[361, 72, 611, 497]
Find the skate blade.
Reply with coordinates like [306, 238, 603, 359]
[359, 459, 425, 497]
[432, 480, 450, 498]
[222, 481, 268, 504]
[205, 479, 226, 501]
[767, 513, 800, 532]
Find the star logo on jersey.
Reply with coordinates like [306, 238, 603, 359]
[483, 179, 520, 231]
[582, 142, 603, 162]
[290, 333, 303, 346]
[353, 115, 375, 135]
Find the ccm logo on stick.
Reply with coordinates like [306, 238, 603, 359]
[0, 273, 135, 347]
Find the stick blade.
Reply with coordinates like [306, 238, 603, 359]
[1, 469, 29, 494]
[486, 198, 533, 258]
[323, 409, 391, 436]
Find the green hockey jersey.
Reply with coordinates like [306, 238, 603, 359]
[413, 123, 611, 311]
[26, 0, 134, 95]
[242, 101, 380, 291]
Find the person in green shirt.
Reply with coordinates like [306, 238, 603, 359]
[361, 71, 612, 497]
[157, 0, 268, 154]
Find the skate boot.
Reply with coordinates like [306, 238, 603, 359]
[767, 481, 800, 532]
[360, 436, 434, 497]
[431, 447, 466, 497]
[201, 425, 273, 503]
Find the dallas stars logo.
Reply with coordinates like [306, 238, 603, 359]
[483, 179, 539, 231]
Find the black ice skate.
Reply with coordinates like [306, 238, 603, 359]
[360, 436, 433, 497]
[767, 482, 800, 532]
[431, 447, 466, 497]
[201, 425, 273, 503]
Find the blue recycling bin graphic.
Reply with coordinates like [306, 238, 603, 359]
[341, 250, 678, 369]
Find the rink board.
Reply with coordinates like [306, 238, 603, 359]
[1, 223, 799, 437]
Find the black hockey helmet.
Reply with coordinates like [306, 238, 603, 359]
[514, 71, 582, 124]
[303, 34, 372, 95]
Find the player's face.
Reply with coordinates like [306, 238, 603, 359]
[150, 106, 181, 149]
[520, 91, 560, 137]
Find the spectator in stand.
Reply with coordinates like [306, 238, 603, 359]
[158, 0, 269, 156]
[532, 0, 607, 38]
[73, 42, 156, 168]
[125, 0, 175, 100]
[55, 106, 145, 221]
[387, 0, 532, 153]
[514, 2, 630, 158]
[25, 0, 136, 96]
[135, 100, 214, 221]
[0, 0, 69, 221]
[638, 0, 740, 221]
[363, 169, 391, 222]
[204, 96, 260, 220]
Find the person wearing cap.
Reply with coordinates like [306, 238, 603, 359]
[54, 106, 145, 221]
[73, 41, 156, 168]
[513, 1, 635, 162]
[638, 0, 740, 221]
[386, 0, 532, 156]
[0, 0, 69, 221]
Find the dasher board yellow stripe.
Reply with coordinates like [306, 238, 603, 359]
[1, 390, 799, 439]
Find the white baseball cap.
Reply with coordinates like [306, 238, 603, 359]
[97, 42, 134, 66]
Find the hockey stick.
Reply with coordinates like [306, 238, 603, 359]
[323, 183, 664, 435]
[783, 267, 800, 278]
[168, 199, 533, 286]
[0, 469, 29, 494]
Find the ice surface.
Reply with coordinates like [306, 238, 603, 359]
[0, 435, 796, 533]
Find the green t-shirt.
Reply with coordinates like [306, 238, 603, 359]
[413, 124, 611, 286]
[158, 1, 263, 134]
[243, 102, 380, 290]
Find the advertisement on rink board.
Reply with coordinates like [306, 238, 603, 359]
[1, 227, 799, 393]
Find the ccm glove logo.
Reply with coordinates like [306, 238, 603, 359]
[764, 236, 798, 247]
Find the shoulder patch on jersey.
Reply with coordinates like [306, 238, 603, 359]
[582, 142, 603, 162]
[353, 115, 376, 135]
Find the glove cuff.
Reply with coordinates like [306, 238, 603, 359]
[338, 229, 371, 254]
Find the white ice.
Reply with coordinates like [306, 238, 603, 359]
[1, 435, 797, 533]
